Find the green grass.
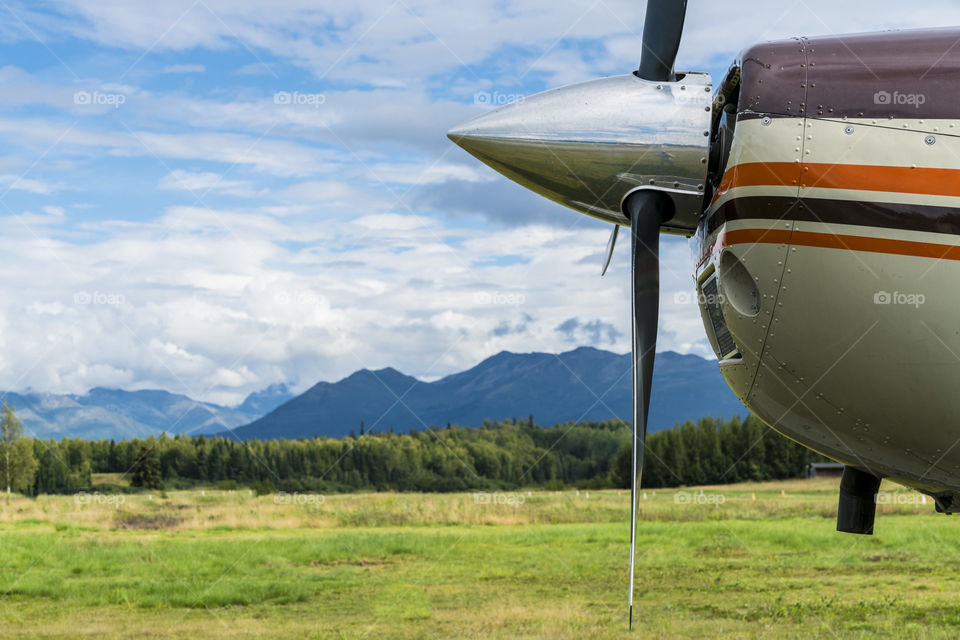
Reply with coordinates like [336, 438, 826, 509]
[0, 479, 957, 638]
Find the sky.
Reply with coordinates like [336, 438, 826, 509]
[0, 0, 955, 405]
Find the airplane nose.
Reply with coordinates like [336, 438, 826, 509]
[447, 73, 714, 232]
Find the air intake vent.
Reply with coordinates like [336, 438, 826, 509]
[702, 276, 739, 359]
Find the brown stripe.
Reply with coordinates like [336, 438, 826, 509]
[708, 196, 798, 234]
[709, 196, 960, 236]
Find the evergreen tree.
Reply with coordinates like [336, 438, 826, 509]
[195, 444, 208, 481]
[130, 444, 163, 490]
[0, 404, 37, 495]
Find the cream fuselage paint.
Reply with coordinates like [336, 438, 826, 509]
[697, 110, 960, 500]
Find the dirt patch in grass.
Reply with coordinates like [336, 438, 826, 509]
[114, 513, 184, 530]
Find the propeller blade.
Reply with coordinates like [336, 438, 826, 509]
[601, 225, 620, 276]
[625, 190, 668, 629]
[637, 0, 688, 82]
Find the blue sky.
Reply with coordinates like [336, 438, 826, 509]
[0, 0, 954, 404]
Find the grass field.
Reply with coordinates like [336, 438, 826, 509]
[0, 478, 958, 638]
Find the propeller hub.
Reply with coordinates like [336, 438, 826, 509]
[448, 73, 713, 234]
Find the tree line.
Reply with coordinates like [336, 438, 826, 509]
[1, 406, 828, 495]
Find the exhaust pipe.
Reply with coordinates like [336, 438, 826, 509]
[837, 465, 882, 535]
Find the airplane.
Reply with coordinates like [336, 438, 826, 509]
[447, 0, 960, 626]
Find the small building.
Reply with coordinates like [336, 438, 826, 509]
[806, 462, 845, 479]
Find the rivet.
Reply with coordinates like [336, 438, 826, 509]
[925, 135, 936, 145]
[761, 116, 772, 126]
[844, 125, 854, 135]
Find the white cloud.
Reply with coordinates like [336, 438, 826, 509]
[158, 169, 258, 196]
[161, 63, 206, 74]
[15, 0, 956, 86]
[0, 116, 342, 178]
[0, 200, 666, 403]
[0, 174, 61, 195]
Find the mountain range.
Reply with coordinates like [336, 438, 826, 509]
[228, 347, 746, 440]
[3, 348, 746, 441]
[2, 385, 294, 441]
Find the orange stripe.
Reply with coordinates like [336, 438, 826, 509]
[715, 161, 960, 199]
[719, 228, 960, 261]
[712, 162, 800, 202]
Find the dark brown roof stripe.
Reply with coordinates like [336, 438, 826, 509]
[737, 29, 960, 120]
[806, 29, 960, 120]
[738, 38, 808, 116]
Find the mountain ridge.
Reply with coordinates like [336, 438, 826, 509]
[1, 348, 746, 441]
[0, 385, 295, 441]
[228, 347, 745, 440]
